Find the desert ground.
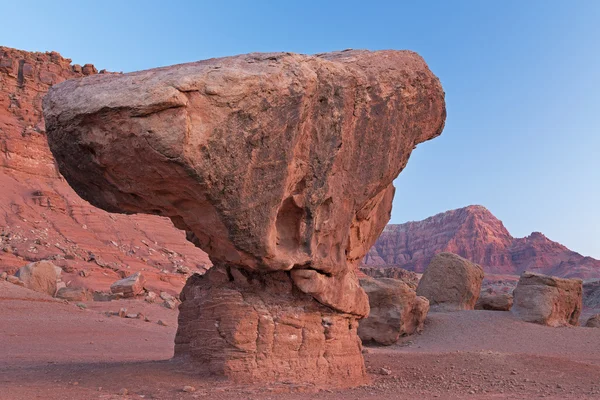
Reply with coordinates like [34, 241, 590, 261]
[2, 280, 599, 400]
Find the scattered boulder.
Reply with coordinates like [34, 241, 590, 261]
[56, 287, 91, 302]
[416, 253, 484, 311]
[44, 49, 446, 384]
[93, 291, 121, 302]
[144, 291, 157, 303]
[583, 279, 600, 309]
[358, 277, 429, 345]
[475, 292, 513, 311]
[0, 271, 7, 280]
[359, 266, 420, 290]
[585, 314, 600, 328]
[511, 272, 582, 326]
[14, 260, 62, 296]
[110, 272, 145, 298]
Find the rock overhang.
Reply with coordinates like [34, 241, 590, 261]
[43, 49, 446, 319]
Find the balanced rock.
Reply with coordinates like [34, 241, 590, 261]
[511, 272, 582, 326]
[358, 277, 429, 345]
[15, 260, 62, 296]
[110, 272, 145, 298]
[416, 252, 484, 311]
[475, 292, 513, 311]
[585, 314, 600, 328]
[44, 50, 446, 384]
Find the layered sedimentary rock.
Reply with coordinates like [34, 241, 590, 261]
[511, 272, 582, 326]
[358, 277, 429, 345]
[363, 205, 600, 278]
[416, 252, 484, 311]
[0, 46, 211, 297]
[43, 50, 446, 383]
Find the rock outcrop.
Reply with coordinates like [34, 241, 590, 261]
[0, 46, 211, 296]
[475, 292, 513, 311]
[363, 205, 600, 279]
[358, 277, 429, 345]
[43, 50, 446, 384]
[511, 272, 582, 326]
[585, 314, 600, 328]
[14, 260, 62, 296]
[416, 252, 484, 311]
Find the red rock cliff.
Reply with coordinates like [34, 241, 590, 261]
[0, 46, 211, 294]
[363, 205, 600, 279]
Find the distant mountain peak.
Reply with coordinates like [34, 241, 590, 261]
[364, 205, 600, 279]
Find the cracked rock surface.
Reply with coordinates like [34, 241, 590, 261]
[43, 49, 446, 384]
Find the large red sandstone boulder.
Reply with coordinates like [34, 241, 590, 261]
[358, 277, 429, 345]
[416, 252, 484, 311]
[14, 260, 62, 296]
[475, 292, 513, 311]
[43, 50, 446, 384]
[511, 272, 582, 326]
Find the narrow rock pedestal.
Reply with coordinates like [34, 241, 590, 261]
[175, 265, 366, 384]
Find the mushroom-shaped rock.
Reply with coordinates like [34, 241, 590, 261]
[416, 252, 484, 311]
[43, 50, 446, 384]
[511, 272, 582, 326]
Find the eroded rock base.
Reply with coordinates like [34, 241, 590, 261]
[174, 265, 367, 385]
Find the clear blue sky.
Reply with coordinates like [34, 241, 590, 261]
[2, 1, 599, 257]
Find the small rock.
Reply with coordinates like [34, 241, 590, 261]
[6, 275, 25, 286]
[160, 291, 175, 301]
[163, 299, 178, 309]
[76, 303, 87, 309]
[182, 385, 196, 393]
[126, 313, 140, 319]
[118, 308, 127, 318]
[144, 291, 157, 303]
[157, 320, 167, 326]
[378, 367, 392, 376]
[0, 271, 7, 280]
[118, 388, 128, 395]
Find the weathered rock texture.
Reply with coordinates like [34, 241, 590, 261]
[110, 271, 146, 298]
[583, 279, 600, 309]
[358, 277, 429, 345]
[364, 205, 600, 279]
[43, 50, 446, 383]
[585, 314, 600, 328]
[176, 266, 366, 383]
[360, 266, 420, 289]
[512, 272, 582, 326]
[14, 260, 62, 296]
[0, 46, 210, 297]
[416, 252, 484, 311]
[475, 292, 513, 311]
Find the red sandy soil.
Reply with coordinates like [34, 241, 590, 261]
[1, 281, 600, 400]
